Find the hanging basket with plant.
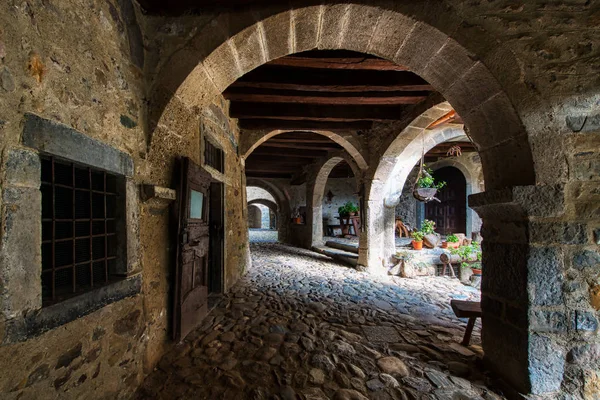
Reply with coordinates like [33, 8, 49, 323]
[413, 167, 446, 203]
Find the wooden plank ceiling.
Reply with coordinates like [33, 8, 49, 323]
[245, 131, 353, 180]
[236, 50, 444, 181]
[225, 50, 434, 131]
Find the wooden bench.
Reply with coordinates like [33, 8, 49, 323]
[450, 300, 482, 346]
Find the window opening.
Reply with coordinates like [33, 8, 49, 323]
[41, 156, 123, 306]
[204, 137, 224, 173]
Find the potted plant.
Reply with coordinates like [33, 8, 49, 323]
[344, 201, 359, 217]
[338, 203, 350, 217]
[411, 230, 424, 250]
[421, 219, 436, 235]
[471, 262, 482, 276]
[413, 167, 447, 202]
[446, 233, 460, 249]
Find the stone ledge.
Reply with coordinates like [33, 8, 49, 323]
[22, 113, 134, 177]
[1, 275, 141, 346]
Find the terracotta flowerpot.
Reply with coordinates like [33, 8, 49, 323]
[441, 241, 448, 249]
[449, 241, 460, 249]
[294, 217, 302, 224]
[471, 268, 482, 276]
[412, 240, 423, 250]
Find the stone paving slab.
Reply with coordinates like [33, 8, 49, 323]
[137, 242, 503, 400]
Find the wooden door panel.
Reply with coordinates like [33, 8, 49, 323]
[172, 157, 214, 342]
[424, 167, 467, 235]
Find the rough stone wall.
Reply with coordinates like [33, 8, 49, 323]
[248, 205, 262, 229]
[322, 178, 359, 226]
[395, 168, 419, 230]
[0, 1, 148, 398]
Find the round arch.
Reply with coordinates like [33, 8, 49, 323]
[246, 178, 291, 243]
[242, 129, 368, 171]
[149, 2, 535, 190]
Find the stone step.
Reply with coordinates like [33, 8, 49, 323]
[325, 240, 359, 254]
[313, 246, 358, 267]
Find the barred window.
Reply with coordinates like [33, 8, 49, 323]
[204, 137, 224, 173]
[40, 156, 125, 306]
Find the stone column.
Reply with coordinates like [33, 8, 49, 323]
[470, 185, 599, 396]
[358, 179, 388, 275]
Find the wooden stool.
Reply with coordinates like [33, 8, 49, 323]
[450, 300, 482, 346]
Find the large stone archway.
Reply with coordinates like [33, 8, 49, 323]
[144, 3, 577, 397]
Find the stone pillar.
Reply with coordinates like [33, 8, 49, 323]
[470, 185, 599, 397]
[358, 179, 388, 275]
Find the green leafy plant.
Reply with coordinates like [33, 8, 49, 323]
[338, 205, 349, 217]
[411, 231, 425, 242]
[452, 242, 482, 269]
[421, 219, 436, 235]
[417, 167, 447, 190]
[446, 234, 460, 243]
[338, 201, 359, 216]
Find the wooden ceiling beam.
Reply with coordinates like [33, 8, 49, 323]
[233, 67, 433, 92]
[231, 103, 406, 122]
[258, 142, 342, 151]
[250, 148, 330, 158]
[239, 119, 373, 131]
[225, 92, 428, 105]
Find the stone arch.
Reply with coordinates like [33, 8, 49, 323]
[149, 2, 535, 190]
[248, 199, 278, 213]
[242, 129, 368, 171]
[308, 154, 362, 247]
[249, 199, 278, 230]
[246, 178, 291, 242]
[247, 204, 263, 229]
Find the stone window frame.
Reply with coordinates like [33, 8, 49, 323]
[0, 114, 141, 345]
[200, 127, 226, 183]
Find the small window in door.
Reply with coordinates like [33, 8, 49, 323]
[190, 190, 204, 219]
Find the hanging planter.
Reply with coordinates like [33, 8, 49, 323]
[413, 187, 440, 202]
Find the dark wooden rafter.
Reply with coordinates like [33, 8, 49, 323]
[231, 103, 406, 122]
[224, 88, 429, 105]
[427, 110, 464, 129]
[239, 119, 373, 131]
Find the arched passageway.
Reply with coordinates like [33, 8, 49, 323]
[424, 167, 467, 236]
[143, 3, 588, 398]
[248, 204, 263, 229]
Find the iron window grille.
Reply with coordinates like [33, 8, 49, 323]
[204, 137, 224, 173]
[40, 156, 125, 306]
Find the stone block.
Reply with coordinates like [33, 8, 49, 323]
[394, 22, 448, 76]
[566, 114, 600, 133]
[261, 11, 292, 61]
[22, 114, 134, 177]
[175, 65, 219, 109]
[202, 42, 241, 94]
[480, 242, 528, 303]
[0, 187, 42, 320]
[530, 222, 587, 245]
[530, 310, 569, 333]
[317, 4, 349, 50]
[4, 148, 40, 188]
[422, 39, 477, 93]
[528, 334, 565, 394]
[571, 158, 600, 181]
[292, 6, 320, 53]
[571, 311, 599, 333]
[528, 247, 564, 307]
[478, 138, 535, 190]
[445, 62, 503, 117]
[231, 25, 266, 76]
[513, 185, 565, 218]
[572, 249, 600, 271]
[338, 4, 382, 53]
[567, 344, 600, 365]
[368, 10, 416, 61]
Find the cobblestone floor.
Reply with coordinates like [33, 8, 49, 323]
[138, 243, 503, 400]
[250, 229, 279, 243]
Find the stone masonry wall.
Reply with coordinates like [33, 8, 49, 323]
[0, 1, 148, 398]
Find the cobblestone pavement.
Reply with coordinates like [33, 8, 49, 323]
[250, 229, 279, 243]
[138, 243, 504, 400]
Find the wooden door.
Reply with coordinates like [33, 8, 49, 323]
[172, 157, 213, 341]
[425, 167, 467, 235]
